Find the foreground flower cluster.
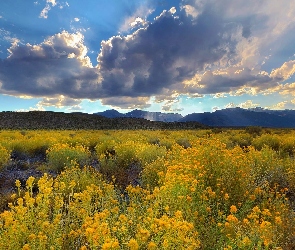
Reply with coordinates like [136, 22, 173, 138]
[0, 129, 295, 249]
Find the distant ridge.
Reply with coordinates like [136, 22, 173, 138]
[0, 111, 205, 130]
[95, 108, 295, 128]
[94, 109, 183, 122]
[1, 108, 295, 129]
[179, 108, 295, 128]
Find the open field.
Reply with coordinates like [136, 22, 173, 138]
[0, 128, 295, 249]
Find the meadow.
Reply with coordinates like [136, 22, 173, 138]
[0, 128, 294, 249]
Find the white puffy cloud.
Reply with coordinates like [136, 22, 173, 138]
[119, 4, 153, 32]
[39, 95, 81, 107]
[238, 100, 259, 109]
[100, 97, 151, 109]
[270, 60, 295, 80]
[267, 101, 288, 110]
[225, 102, 236, 108]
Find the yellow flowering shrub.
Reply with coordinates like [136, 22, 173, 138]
[0, 145, 10, 170]
[0, 129, 295, 249]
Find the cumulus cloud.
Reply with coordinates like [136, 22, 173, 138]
[100, 97, 151, 109]
[39, 95, 81, 107]
[16, 102, 46, 112]
[0, 31, 96, 98]
[1, 0, 295, 109]
[98, 7, 235, 99]
[185, 67, 281, 96]
[270, 60, 295, 80]
[238, 100, 259, 109]
[225, 102, 236, 109]
[267, 101, 288, 110]
[279, 82, 295, 96]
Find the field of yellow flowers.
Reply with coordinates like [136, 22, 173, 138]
[0, 128, 295, 249]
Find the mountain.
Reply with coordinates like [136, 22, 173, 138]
[94, 109, 183, 122]
[180, 108, 295, 128]
[125, 109, 183, 122]
[95, 109, 126, 118]
[95, 108, 295, 127]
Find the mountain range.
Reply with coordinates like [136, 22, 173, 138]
[94, 108, 295, 128]
[94, 109, 183, 122]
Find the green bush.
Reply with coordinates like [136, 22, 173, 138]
[175, 137, 191, 149]
[252, 134, 280, 151]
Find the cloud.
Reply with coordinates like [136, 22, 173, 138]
[1, 0, 295, 110]
[16, 103, 46, 112]
[39, 95, 81, 107]
[270, 60, 295, 80]
[39, 0, 68, 18]
[100, 96, 151, 110]
[0, 31, 96, 98]
[67, 105, 83, 111]
[238, 100, 259, 109]
[98, 7, 235, 99]
[40, 0, 56, 19]
[267, 101, 288, 110]
[0, 29, 20, 45]
[279, 82, 295, 96]
[225, 102, 236, 109]
[119, 4, 153, 33]
[184, 67, 281, 96]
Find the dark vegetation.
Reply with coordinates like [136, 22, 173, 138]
[0, 111, 206, 130]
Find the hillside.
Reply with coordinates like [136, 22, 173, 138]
[180, 108, 295, 128]
[0, 111, 206, 130]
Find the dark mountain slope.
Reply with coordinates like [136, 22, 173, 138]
[180, 108, 295, 127]
[0, 111, 205, 130]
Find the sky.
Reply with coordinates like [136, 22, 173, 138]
[1, 0, 295, 115]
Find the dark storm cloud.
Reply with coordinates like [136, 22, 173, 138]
[97, 7, 234, 97]
[0, 32, 100, 98]
[187, 68, 281, 95]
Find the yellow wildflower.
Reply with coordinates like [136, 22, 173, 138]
[230, 205, 237, 214]
[147, 242, 157, 249]
[128, 238, 139, 250]
[22, 244, 30, 250]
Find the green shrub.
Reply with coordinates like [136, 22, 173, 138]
[252, 134, 280, 151]
[175, 137, 191, 149]
[245, 126, 262, 136]
[229, 133, 253, 148]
